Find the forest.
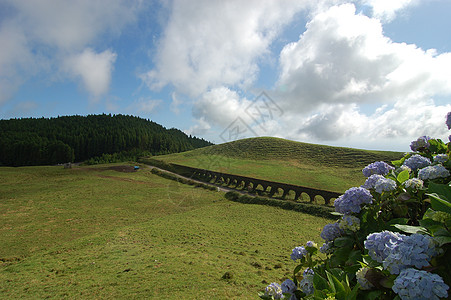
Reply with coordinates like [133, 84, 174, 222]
[0, 114, 212, 166]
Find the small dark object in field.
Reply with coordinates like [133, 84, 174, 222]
[221, 271, 233, 280]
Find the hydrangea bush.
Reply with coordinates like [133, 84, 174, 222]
[260, 113, 451, 300]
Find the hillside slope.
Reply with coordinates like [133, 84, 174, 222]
[150, 137, 403, 192]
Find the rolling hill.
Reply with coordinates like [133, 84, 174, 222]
[148, 137, 403, 193]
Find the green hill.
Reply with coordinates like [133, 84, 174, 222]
[148, 137, 403, 193]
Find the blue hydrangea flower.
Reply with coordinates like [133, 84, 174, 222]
[392, 268, 449, 300]
[339, 215, 360, 232]
[418, 164, 450, 180]
[403, 178, 423, 190]
[303, 268, 314, 276]
[305, 241, 317, 248]
[362, 161, 395, 177]
[320, 222, 342, 242]
[265, 282, 284, 299]
[410, 136, 431, 152]
[433, 154, 448, 164]
[356, 267, 374, 290]
[319, 241, 333, 254]
[446, 111, 451, 130]
[300, 273, 314, 295]
[374, 177, 397, 194]
[403, 155, 431, 171]
[364, 231, 403, 263]
[281, 279, 297, 295]
[334, 187, 374, 214]
[382, 234, 437, 274]
[290, 246, 308, 261]
[361, 174, 385, 189]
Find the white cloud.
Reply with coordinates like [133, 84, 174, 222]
[141, 0, 312, 98]
[130, 97, 162, 114]
[361, 0, 419, 22]
[64, 48, 117, 99]
[275, 3, 451, 149]
[0, 0, 140, 105]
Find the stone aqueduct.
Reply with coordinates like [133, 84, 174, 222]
[169, 163, 342, 205]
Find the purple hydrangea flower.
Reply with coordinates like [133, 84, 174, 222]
[410, 136, 432, 152]
[446, 112, 451, 130]
[303, 268, 314, 276]
[320, 222, 342, 242]
[403, 178, 423, 190]
[403, 155, 431, 171]
[281, 278, 297, 295]
[339, 215, 360, 231]
[374, 177, 397, 194]
[265, 282, 284, 299]
[319, 241, 333, 254]
[362, 174, 385, 189]
[305, 241, 317, 248]
[362, 161, 395, 177]
[418, 164, 450, 180]
[300, 273, 314, 295]
[364, 231, 403, 263]
[383, 234, 437, 274]
[433, 154, 448, 164]
[334, 187, 374, 215]
[365, 232, 437, 275]
[392, 268, 449, 300]
[291, 246, 308, 261]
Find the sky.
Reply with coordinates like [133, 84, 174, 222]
[1, 0, 451, 152]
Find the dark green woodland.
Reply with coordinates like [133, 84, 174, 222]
[0, 114, 212, 166]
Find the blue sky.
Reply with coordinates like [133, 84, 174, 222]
[1, 0, 450, 151]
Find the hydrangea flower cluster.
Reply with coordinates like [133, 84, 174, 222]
[392, 268, 449, 300]
[434, 154, 448, 164]
[374, 177, 397, 194]
[334, 187, 374, 214]
[418, 164, 450, 180]
[361, 174, 385, 189]
[410, 136, 431, 152]
[319, 241, 333, 254]
[305, 241, 317, 248]
[356, 267, 374, 290]
[403, 155, 431, 171]
[281, 279, 297, 299]
[403, 178, 424, 190]
[290, 246, 307, 261]
[320, 222, 342, 242]
[362, 161, 395, 177]
[300, 271, 314, 295]
[365, 232, 437, 274]
[339, 215, 360, 232]
[265, 282, 284, 299]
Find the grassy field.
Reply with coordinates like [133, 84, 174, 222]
[0, 164, 329, 299]
[147, 137, 403, 193]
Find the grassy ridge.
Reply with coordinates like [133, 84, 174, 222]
[149, 137, 403, 193]
[0, 165, 329, 299]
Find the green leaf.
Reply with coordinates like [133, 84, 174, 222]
[294, 264, 304, 276]
[392, 224, 428, 234]
[428, 183, 451, 202]
[427, 193, 451, 214]
[434, 235, 451, 246]
[396, 170, 410, 183]
[347, 282, 360, 300]
[313, 273, 329, 291]
[334, 237, 355, 248]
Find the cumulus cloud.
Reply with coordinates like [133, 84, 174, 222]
[141, 0, 312, 97]
[0, 0, 139, 104]
[274, 3, 451, 147]
[361, 0, 419, 22]
[64, 49, 117, 99]
[129, 97, 162, 114]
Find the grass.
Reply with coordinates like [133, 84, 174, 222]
[0, 164, 329, 299]
[149, 137, 403, 193]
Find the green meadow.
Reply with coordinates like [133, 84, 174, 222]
[148, 137, 403, 193]
[0, 164, 329, 299]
